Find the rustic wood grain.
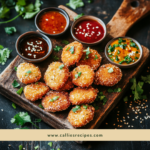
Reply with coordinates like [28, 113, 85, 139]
[0, 0, 150, 131]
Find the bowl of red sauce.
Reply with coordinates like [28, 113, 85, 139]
[71, 15, 107, 45]
[35, 7, 70, 36]
[16, 31, 52, 63]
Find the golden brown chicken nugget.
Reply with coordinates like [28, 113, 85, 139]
[95, 63, 122, 86]
[59, 77, 74, 91]
[61, 41, 83, 67]
[24, 82, 50, 101]
[71, 65, 95, 88]
[42, 91, 71, 112]
[69, 87, 98, 105]
[44, 62, 69, 90]
[17, 62, 41, 84]
[67, 105, 95, 128]
[76, 48, 102, 70]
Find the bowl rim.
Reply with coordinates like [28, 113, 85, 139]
[34, 7, 70, 36]
[15, 31, 52, 62]
[70, 15, 107, 45]
[104, 36, 143, 68]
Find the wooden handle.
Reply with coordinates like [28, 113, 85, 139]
[58, 5, 77, 21]
[107, 0, 150, 37]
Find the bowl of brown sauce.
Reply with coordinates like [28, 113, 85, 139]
[35, 7, 70, 36]
[16, 31, 52, 63]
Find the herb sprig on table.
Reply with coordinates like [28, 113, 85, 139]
[0, 0, 42, 24]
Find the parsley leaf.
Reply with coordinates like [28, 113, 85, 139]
[14, 66, 17, 71]
[53, 45, 62, 52]
[11, 112, 39, 128]
[4, 26, 16, 34]
[0, 47, 11, 65]
[74, 13, 84, 21]
[62, 40, 69, 45]
[34, 145, 39, 150]
[16, 87, 23, 95]
[59, 64, 64, 70]
[66, 0, 84, 10]
[35, 118, 41, 123]
[0, 1, 10, 19]
[69, 46, 74, 54]
[19, 145, 23, 150]
[52, 55, 59, 61]
[96, 91, 107, 105]
[141, 75, 150, 84]
[75, 71, 82, 78]
[83, 105, 88, 109]
[12, 103, 16, 109]
[65, 47, 70, 51]
[107, 88, 113, 93]
[39, 104, 44, 109]
[72, 105, 81, 112]
[12, 79, 20, 88]
[83, 47, 91, 59]
[107, 67, 113, 73]
[48, 142, 53, 147]
[25, 70, 31, 76]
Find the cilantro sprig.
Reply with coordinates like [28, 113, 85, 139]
[16, 87, 23, 95]
[53, 45, 62, 52]
[141, 75, 150, 84]
[107, 88, 122, 93]
[12, 79, 20, 88]
[62, 40, 69, 45]
[5, 26, 16, 34]
[72, 105, 81, 112]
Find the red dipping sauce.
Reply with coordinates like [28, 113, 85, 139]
[73, 20, 105, 43]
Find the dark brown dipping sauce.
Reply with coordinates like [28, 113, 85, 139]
[20, 36, 48, 59]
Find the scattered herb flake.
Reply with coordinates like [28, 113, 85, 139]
[34, 145, 39, 150]
[19, 145, 23, 150]
[123, 96, 128, 102]
[83, 105, 88, 109]
[72, 105, 81, 112]
[53, 55, 59, 61]
[49, 96, 59, 102]
[141, 75, 150, 84]
[94, 55, 98, 60]
[66, 47, 70, 51]
[12, 79, 20, 88]
[4, 26, 16, 34]
[48, 142, 53, 147]
[39, 104, 44, 109]
[16, 87, 23, 95]
[108, 67, 113, 73]
[66, 0, 84, 10]
[0, 47, 11, 65]
[35, 118, 41, 123]
[69, 46, 74, 54]
[107, 88, 113, 93]
[75, 71, 82, 78]
[14, 66, 17, 71]
[12, 103, 16, 109]
[59, 64, 64, 70]
[53, 45, 62, 52]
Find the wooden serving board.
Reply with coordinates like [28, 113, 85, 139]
[0, 0, 150, 130]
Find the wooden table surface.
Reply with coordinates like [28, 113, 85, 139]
[0, 0, 150, 149]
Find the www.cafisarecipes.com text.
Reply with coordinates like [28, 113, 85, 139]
[47, 133, 103, 138]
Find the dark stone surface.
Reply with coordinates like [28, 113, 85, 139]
[0, 0, 150, 149]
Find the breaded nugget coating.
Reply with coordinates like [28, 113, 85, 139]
[42, 91, 71, 112]
[44, 62, 69, 90]
[69, 86, 98, 105]
[59, 76, 74, 91]
[67, 105, 95, 128]
[17, 62, 41, 84]
[71, 65, 95, 88]
[61, 41, 83, 67]
[95, 63, 122, 86]
[76, 49, 102, 70]
[24, 82, 50, 101]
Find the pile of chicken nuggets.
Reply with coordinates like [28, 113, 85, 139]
[17, 41, 123, 128]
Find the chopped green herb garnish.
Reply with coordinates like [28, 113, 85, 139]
[94, 55, 98, 60]
[130, 42, 136, 47]
[66, 47, 70, 51]
[123, 96, 128, 102]
[83, 47, 91, 59]
[88, 0, 92, 3]
[12, 79, 20, 88]
[62, 40, 69, 45]
[109, 54, 113, 57]
[14, 66, 17, 71]
[114, 44, 119, 47]
[34, 145, 39, 150]
[141, 75, 150, 84]
[75, 71, 82, 78]
[49, 96, 59, 102]
[108, 45, 115, 53]
[115, 55, 119, 61]
[135, 57, 138, 59]
[57, 148, 61, 150]
[5, 26, 16, 34]
[136, 51, 138, 53]
[16, 87, 23, 95]
[117, 50, 120, 55]
[48, 142, 53, 147]
[119, 60, 124, 64]
[107, 67, 113, 73]
[39, 104, 44, 109]
[66, 0, 84, 10]
[53, 45, 62, 52]
[83, 105, 88, 109]
[35, 118, 41, 123]
[12, 103, 16, 109]
[53, 55, 59, 61]
[110, 58, 114, 61]
[72, 105, 81, 112]
[59, 64, 64, 70]
[74, 13, 84, 20]
[26, 70, 31, 74]
[69, 46, 74, 54]
[19, 145, 23, 150]
[35, 82, 38, 85]
[124, 55, 132, 64]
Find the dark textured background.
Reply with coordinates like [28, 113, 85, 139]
[1, 0, 150, 149]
